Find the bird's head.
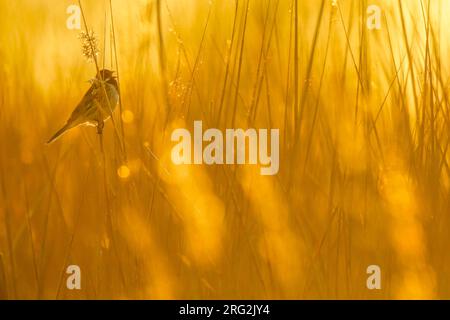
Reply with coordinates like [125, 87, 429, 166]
[96, 69, 116, 81]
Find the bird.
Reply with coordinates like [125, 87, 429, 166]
[47, 69, 119, 144]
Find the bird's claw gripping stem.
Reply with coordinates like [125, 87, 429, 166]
[97, 120, 104, 135]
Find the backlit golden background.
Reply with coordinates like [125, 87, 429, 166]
[1, 0, 450, 299]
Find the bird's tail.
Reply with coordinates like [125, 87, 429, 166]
[47, 123, 73, 144]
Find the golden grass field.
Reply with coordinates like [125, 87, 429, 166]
[1, 0, 450, 299]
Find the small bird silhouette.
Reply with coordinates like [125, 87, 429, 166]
[47, 69, 119, 144]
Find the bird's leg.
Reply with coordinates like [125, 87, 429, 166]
[97, 119, 104, 135]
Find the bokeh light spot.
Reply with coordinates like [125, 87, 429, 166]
[122, 110, 135, 124]
[117, 164, 131, 179]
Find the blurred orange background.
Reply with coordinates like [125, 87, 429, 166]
[1, 0, 450, 299]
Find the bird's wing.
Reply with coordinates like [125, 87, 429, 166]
[67, 83, 101, 124]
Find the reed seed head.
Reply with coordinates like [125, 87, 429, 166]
[79, 29, 99, 62]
